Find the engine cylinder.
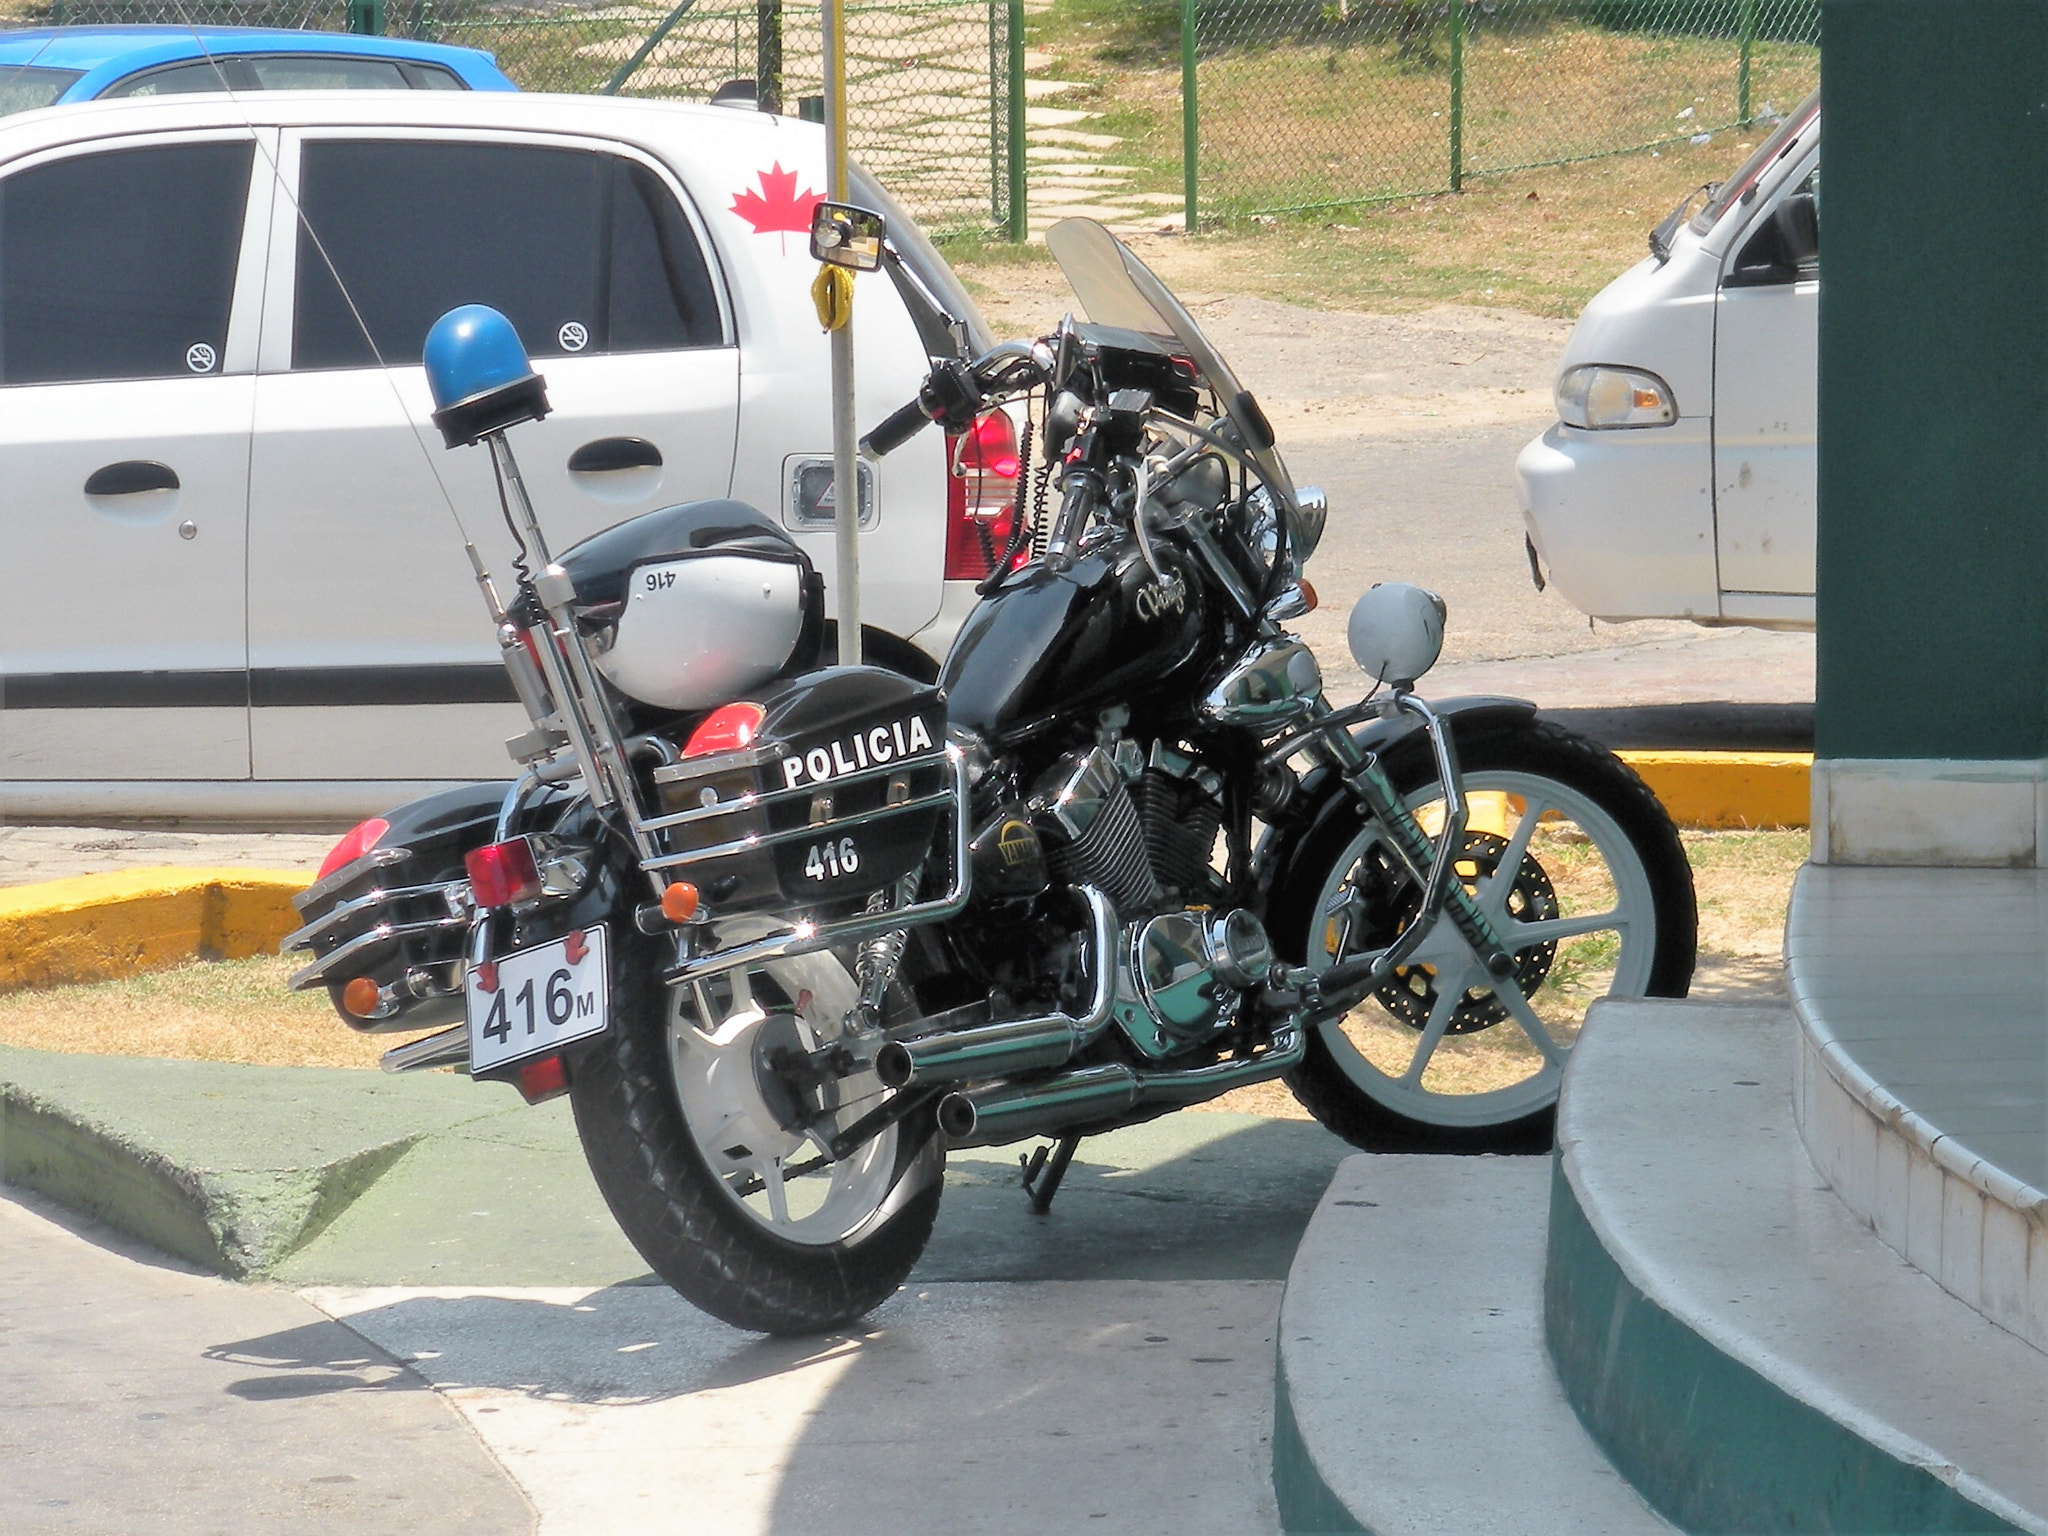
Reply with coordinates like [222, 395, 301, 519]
[1034, 748, 1162, 919]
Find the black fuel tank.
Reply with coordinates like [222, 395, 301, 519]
[940, 534, 1211, 742]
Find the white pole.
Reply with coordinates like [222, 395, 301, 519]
[822, 0, 861, 665]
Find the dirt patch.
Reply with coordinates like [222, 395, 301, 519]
[0, 954, 389, 1070]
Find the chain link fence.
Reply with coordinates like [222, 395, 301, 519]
[19, 0, 1017, 235]
[1181, 0, 1819, 221]
[11, 0, 1816, 233]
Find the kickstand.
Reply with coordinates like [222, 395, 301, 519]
[1019, 1134, 1081, 1214]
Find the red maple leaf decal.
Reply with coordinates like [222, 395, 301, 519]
[731, 162, 822, 253]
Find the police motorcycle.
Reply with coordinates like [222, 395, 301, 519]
[284, 213, 1695, 1335]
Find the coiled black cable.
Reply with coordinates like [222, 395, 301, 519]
[976, 409, 1037, 596]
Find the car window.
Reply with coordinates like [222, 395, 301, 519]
[292, 139, 724, 371]
[0, 64, 85, 114]
[397, 62, 466, 90]
[99, 59, 238, 98]
[0, 139, 252, 385]
[244, 56, 411, 91]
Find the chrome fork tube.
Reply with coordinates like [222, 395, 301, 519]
[1310, 693, 1514, 980]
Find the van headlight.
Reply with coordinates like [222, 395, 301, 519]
[1555, 365, 1678, 429]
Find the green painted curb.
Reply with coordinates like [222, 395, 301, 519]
[1543, 1154, 2020, 1536]
[1270, 1348, 1371, 1535]
[0, 1046, 495, 1277]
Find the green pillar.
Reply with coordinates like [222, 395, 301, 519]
[1816, 0, 2048, 762]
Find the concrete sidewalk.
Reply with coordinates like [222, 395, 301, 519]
[1, 1049, 1335, 1536]
[0, 1186, 534, 1535]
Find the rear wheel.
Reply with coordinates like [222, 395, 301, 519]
[570, 933, 942, 1333]
[1272, 718, 1695, 1152]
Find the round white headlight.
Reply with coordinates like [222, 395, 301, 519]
[1555, 365, 1678, 429]
[1347, 582, 1446, 689]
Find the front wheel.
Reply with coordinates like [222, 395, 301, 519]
[1271, 718, 1696, 1153]
[569, 933, 943, 1334]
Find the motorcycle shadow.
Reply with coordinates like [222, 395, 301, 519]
[915, 1111, 1355, 1285]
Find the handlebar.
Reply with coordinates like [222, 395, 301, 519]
[860, 396, 933, 458]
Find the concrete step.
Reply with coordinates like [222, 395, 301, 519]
[1551, 1000, 2047, 1535]
[1276, 1154, 1675, 1535]
[1788, 863, 2048, 1351]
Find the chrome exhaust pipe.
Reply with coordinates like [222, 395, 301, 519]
[935, 1022, 1307, 1147]
[938, 1063, 1141, 1145]
[380, 1024, 468, 1074]
[875, 886, 1118, 1089]
[877, 1014, 1080, 1089]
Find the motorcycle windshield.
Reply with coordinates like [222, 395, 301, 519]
[1044, 217, 1299, 517]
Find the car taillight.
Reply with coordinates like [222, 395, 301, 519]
[944, 408, 1024, 581]
[466, 837, 543, 908]
[682, 701, 767, 758]
[318, 817, 389, 879]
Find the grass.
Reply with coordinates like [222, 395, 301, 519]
[1027, 0, 1816, 221]
[0, 953, 392, 1070]
[940, 0, 1819, 317]
[952, 128, 1778, 321]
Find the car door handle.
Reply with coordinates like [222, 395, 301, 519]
[85, 460, 180, 497]
[568, 437, 663, 474]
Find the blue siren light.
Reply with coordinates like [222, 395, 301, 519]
[424, 304, 552, 449]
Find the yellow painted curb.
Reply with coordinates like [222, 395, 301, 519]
[1617, 751, 1813, 831]
[0, 868, 314, 992]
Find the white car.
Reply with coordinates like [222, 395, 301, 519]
[1517, 90, 1820, 631]
[0, 91, 1006, 819]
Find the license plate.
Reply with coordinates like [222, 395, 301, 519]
[466, 925, 609, 1073]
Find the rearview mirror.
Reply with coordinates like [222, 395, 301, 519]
[810, 202, 886, 272]
[1774, 191, 1819, 266]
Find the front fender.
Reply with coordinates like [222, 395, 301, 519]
[1252, 695, 1537, 914]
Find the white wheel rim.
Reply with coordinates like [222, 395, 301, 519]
[666, 952, 901, 1245]
[1306, 769, 1659, 1129]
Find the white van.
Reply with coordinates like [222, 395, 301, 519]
[1517, 89, 1821, 630]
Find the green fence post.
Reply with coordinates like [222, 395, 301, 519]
[347, 0, 385, 35]
[1738, 0, 1757, 123]
[1007, 0, 1028, 241]
[1181, 0, 1198, 233]
[757, 0, 783, 114]
[1448, 0, 1465, 192]
[990, 0, 1003, 227]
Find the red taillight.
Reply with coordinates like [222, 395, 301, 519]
[945, 408, 1024, 581]
[318, 817, 389, 880]
[962, 408, 1020, 479]
[466, 838, 543, 908]
[516, 1053, 569, 1104]
[683, 701, 767, 758]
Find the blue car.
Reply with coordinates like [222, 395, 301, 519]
[0, 24, 516, 114]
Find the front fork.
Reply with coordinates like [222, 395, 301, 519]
[1300, 692, 1516, 1013]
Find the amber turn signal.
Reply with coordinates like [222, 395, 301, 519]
[1298, 579, 1318, 613]
[660, 881, 700, 923]
[341, 977, 383, 1018]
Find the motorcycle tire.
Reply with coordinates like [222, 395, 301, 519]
[1271, 716, 1695, 1154]
[569, 929, 944, 1334]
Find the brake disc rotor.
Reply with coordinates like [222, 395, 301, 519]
[1357, 830, 1561, 1035]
